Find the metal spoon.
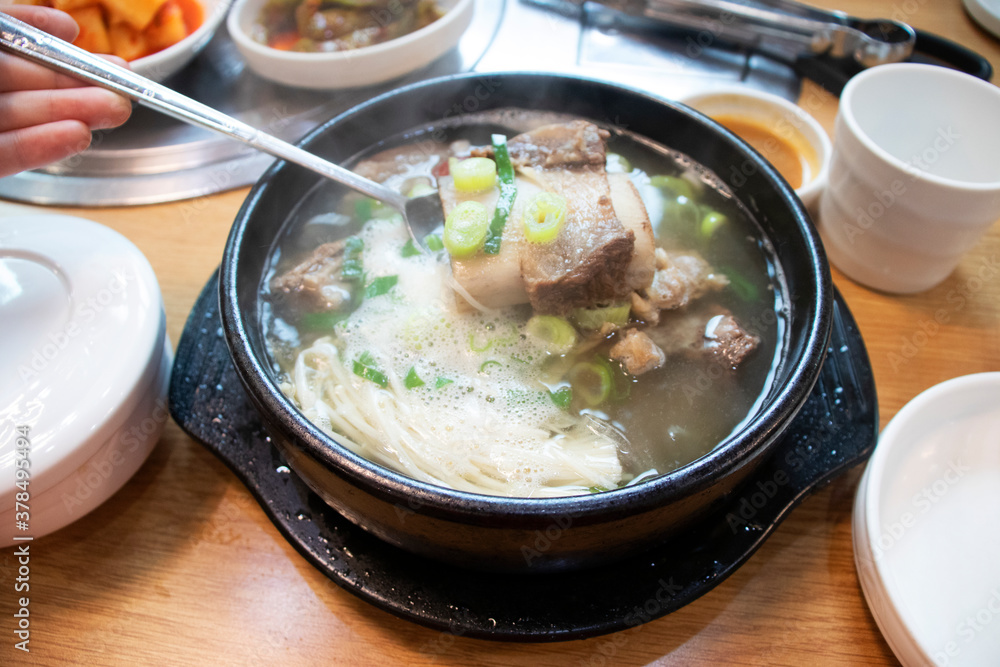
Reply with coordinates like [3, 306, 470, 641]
[0, 12, 444, 247]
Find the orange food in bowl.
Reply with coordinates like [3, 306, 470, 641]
[17, 0, 204, 61]
[710, 114, 818, 190]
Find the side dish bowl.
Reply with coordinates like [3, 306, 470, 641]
[131, 0, 231, 82]
[220, 73, 833, 572]
[226, 0, 474, 89]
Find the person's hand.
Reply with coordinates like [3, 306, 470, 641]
[1, 5, 132, 177]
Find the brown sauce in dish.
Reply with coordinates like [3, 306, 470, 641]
[712, 114, 814, 189]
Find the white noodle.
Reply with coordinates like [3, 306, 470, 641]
[287, 339, 623, 497]
[279, 217, 626, 497]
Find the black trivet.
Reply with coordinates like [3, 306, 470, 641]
[169, 270, 877, 642]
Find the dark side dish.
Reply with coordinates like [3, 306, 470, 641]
[253, 0, 445, 52]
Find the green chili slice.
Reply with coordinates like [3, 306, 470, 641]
[483, 134, 516, 255]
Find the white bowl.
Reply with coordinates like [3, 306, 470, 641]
[680, 87, 831, 214]
[131, 0, 232, 82]
[0, 213, 171, 546]
[227, 0, 474, 90]
[853, 373, 1000, 666]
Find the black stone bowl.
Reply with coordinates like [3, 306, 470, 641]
[220, 72, 833, 573]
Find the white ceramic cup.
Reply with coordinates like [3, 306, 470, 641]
[817, 63, 1000, 294]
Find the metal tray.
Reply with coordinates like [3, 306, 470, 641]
[0, 0, 799, 207]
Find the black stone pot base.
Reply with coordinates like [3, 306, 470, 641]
[169, 270, 877, 642]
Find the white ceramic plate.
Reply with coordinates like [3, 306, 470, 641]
[964, 0, 1000, 39]
[853, 373, 1000, 667]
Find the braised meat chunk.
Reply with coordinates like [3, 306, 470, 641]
[270, 239, 352, 311]
[610, 328, 666, 376]
[704, 314, 759, 368]
[508, 121, 637, 315]
[446, 121, 655, 313]
[646, 248, 729, 310]
[647, 305, 760, 370]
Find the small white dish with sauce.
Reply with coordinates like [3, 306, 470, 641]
[680, 87, 831, 215]
[853, 373, 1000, 667]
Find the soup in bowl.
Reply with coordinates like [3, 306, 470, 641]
[221, 73, 832, 571]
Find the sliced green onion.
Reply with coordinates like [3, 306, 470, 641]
[650, 174, 695, 201]
[657, 196, 700, 240]
[353, 352, 388, 388]
[444, 200, 489, 258]
[400, 239, 421, 258]
[588, 486, 609, 494]
[483, 134, 516, 255]
[450, 157, 497, 193]
[479, 360, 502, 373]
[300, 311, 350, 331]
[404, 367, 425, 389]
[354, 198, 374, 221]
[526, 315, 577, 354]
[340, 236, 364, 283]
[434, 377, 453, 389]
[595, 354, 630, 402]
[424, 234, 444, 252]
[568, 361, 613, 407]
[549, 385, 573, 410]
[523, 192, 568, 244]
[365, 275, 398, 299]
[469, 331, 494, 352]
[720, 266, 759, 301]
[699, 210, 728, 239]
[355, 197, 394, 220]
[570, 303, 631, 330]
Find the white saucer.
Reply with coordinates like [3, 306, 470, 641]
[964, 0, 1000, 40]
[853, 373, 1000, 666]
[0, 214, 171, 546]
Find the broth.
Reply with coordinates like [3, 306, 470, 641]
[261, 110, 787, 497]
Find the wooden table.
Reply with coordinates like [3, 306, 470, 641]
[2, 1, 998, 664]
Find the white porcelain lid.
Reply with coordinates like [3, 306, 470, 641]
[853, 373, 1000, 667]
[0, 214, 165, 503]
